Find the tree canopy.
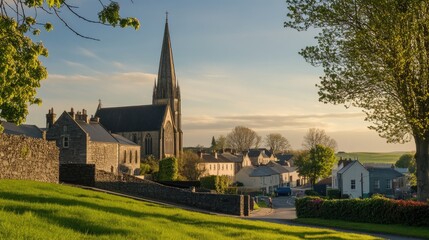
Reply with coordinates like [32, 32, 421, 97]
[294, 144, 336, 187]
[265, 133, 291, 154]
[285, 0, 429, 200]
[178, 150, 204, 181]
[302, 128, 337, 150]
[0, 1, 139, 131]
[226, 126, 258, 152]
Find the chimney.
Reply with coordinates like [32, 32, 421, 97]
[197, 151, 203, 158]
[82, 109, 89, 123]
[90, 115, 100, 123]
[213, 151, 218, 159]
[69, 108, 75, 119]
[46, 107, 56, 129]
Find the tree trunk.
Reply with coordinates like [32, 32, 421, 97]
[414, 136, 429, 201]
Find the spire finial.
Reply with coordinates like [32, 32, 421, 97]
[166, 11, 168, 23]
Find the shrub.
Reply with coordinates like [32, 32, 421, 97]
[200, 175, 231, 194]
[327, 189, 341, 199]
[305, 190, 319, 196]
[158, 157, 178, 181]
[295, 197, 429, 226]
[140, 163, 151, 174]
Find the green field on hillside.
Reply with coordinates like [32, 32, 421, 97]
[0, 180, 379, 240]
[336, 151, 413, 164]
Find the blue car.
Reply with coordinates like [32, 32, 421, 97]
[275, 187, 292, 196]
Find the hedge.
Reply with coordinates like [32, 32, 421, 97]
[295, 196, 429, 226]
[200, 175, 231, 194]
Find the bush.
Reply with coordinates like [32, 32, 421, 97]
[295, 197, 429, 226]
[327, 189, 341, 199]
[225, 187, 238, 195]
[305, 190, 319, 196]
[140, 163, 151, 174]
[158, 157, 178, 181]
[200, 175, 231, 194]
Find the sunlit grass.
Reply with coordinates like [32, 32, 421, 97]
[336, 152, 412, 164]
[0, 180, 380, 239]
[295, 218, 429, 240]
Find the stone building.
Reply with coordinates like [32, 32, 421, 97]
[46, 108, 140, 175]
[95, 16, 182, 160]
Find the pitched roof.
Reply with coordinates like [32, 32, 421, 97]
[364, 163, 394, 168]
[2, 122, 43, 138]
[266, 161, 289, 174]
[111, 133, 138, 146]
[367, 167, 404, 178]
[276, 154, 294, 165]
[219, 152, 242, 163]
[247, 149, 262, 158]
[95, 105, 167, 132]
[338, 160, 366, 174]
[76, 120, 117, 143]
[250, 165, 279, 177]
[201, 153, 234, 163]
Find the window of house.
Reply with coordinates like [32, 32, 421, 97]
[386, 179, 392, 189]
[135, 150, 138, 164]
[62, 136, 69, 148]
[145, 134, 153, 155]
[222, 164, 224, 170]
[351, 179, 356, 190]
[209, 164, 211, 170]
[123, 151, 127, 163]
[374, 180, 380, 189]
[129, 150, 132, 163]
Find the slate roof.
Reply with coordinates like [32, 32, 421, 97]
[95, 105, 167, 132]
[76, 120, 117, 143]
[276, 154, 294, 165]
[2, 122, 43, 138]
[247, 149, 262, 158]
[111, 133, 138, 146]
[219, 152, 242, 163]
[201, 153, 234, 163]
[250, 165, 279, 177]
[266, 161, 289, 174]
[338, 160, 364, 174]
[364, 163, 395, 169]
[367, 167, 404, 178]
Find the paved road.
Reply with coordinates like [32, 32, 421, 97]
[247, 196, 422, 240]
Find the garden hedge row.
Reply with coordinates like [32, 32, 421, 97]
[295, 196, 429, 226]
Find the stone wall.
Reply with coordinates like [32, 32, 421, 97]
[95, 170, 247, 216]
[59, 164, 95, 186]
[0, 133, 59, 183]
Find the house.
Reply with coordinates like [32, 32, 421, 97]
[2, 122, 44, 139]
[46, 108, 141, 175]
[235, 165, 280, 194]
[247, 149, 274, 165]
[334, 160, 370, 198]
[276, 154, 294, 166]
[217, 152, 252, 174]
[198, 152, 235, 178]
[266, 161, 304, 187]
[367, 167, 404, 197]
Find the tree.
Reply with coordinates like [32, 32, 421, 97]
[216, 135, 227, 151]
[0, 1, 139, 132]
[294, 145, 336, 187]
[265, 133, 291, 154]
[210, 136, 217, 151]
[158, 157, 178, 181]
[302, 128, 337, 151]
[395, 153, 414, 168]
[285, 1, 429, 200]
[140, 155, 159, 174]
[254, 135, 262, 149]
[178, 151, 204, 180]
[226, 126, 258, 152]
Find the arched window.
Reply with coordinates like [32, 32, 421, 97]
[135, 150, 138, 163]
[145, 134, 153, 155]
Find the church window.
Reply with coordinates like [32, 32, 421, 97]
[62, 136, 69, 148]
[145, 134, 153, 155]
[129, 150, 132, 163]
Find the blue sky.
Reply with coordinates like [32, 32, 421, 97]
[25, 0, 414, 152]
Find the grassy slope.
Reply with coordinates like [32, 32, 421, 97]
[295, 218, 429, 240]
[336, 152, 413, 164]
[0, 180, 380, 240]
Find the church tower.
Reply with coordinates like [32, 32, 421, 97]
[153, 13, 183, 156]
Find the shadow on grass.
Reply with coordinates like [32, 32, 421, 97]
[1, 205, 129, 236]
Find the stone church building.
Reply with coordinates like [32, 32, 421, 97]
[95, 17, 183, 160]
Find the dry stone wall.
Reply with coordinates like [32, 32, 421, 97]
[95, 170, 246, 216]
[0, 133, 59, 183]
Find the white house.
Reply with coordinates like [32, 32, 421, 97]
[235, 165, 281, 194]
[198, 152, 235, 178]
[333, 160, 369, 198]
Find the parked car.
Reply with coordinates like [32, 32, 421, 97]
[275, 187, 292, 196]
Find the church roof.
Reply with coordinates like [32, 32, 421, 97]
[95, 105, 167, 132]
[111, 133, 139, 146]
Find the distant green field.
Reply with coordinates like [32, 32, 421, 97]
[0, 180, 378, 240]
[336, 152, 413, 164]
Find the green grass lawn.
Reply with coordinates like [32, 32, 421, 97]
[0, 180, 380, 240]
[295, 218, 429, 240]
[336, 151, 413, 164]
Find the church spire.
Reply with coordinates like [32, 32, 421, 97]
[154, 13, 177, 100]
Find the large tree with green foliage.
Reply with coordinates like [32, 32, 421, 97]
[285, 0, 429, 201]
[294, 145, 336, 187]
[0, 1, 139, 131]
[158, 157, 178, 181]
[178, 150, 204, 180]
